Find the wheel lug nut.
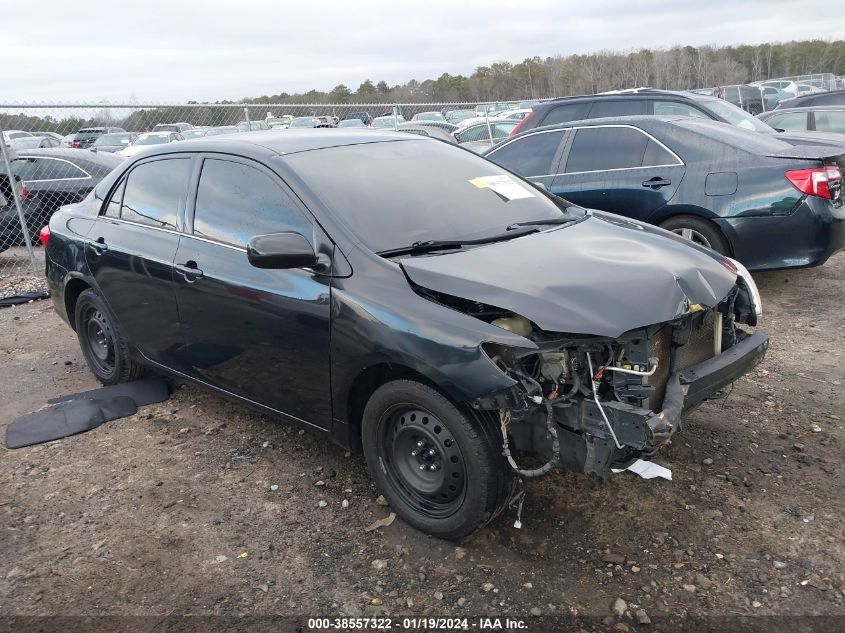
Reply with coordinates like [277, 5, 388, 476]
[427, 449, 436, 457]
[410, 449, 419, 457]
[419, 464, 427, 470]
[416, 440, 425, 448]
[429, 463, 439, 471]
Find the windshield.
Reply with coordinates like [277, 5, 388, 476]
[10, 137, 42, 149]
[284, 138, 578, 254]
[696, 97, 775, 133]
[181, 129, 207, 139]
[372, 117, 403, 128]
[289, 117, 317, 128]
[95, 133, 131, 145]
[135, 134, 170, 146]
[204, 127, 238, 136]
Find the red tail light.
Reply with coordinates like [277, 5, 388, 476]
[785, 166, 842, 200]
[19, 186, 29, 200]
[71, 141, 80, 148]
[720, 256, 738, 275]
[508, 111, 534, 137]
[39, 225, 50, 247]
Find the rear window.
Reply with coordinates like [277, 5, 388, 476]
[12, 158, 89, 181]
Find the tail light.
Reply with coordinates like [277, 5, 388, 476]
[508, 111, 534, 137]
[39, 225, 50, 246]
[19, 185, 29, 201]
[785, 166, 842, 200]
[71, 141, 80, 148]
[719, 256, 738, 275]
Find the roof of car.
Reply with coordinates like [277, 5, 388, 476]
[12, 147, 123, 168]
[759, 104, 845, 116]
[142, 129, 421, 157]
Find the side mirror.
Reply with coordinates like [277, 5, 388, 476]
[247, 232, 319, 269]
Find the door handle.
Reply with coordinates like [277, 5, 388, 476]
[642, 177, 671, 189]
[176, 261, 204, 282]
[90, 237, 108, 254]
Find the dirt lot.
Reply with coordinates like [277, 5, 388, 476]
[1, 255, 843, 629]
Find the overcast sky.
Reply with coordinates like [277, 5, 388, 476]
[3, 0, 842, 103]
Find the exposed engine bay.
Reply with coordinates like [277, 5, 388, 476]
[413, 264, 766, 484]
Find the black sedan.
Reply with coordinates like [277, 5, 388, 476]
[1, 148, 121, 244]
[484, 116, 845, 271]
[44, 131, 766, 538]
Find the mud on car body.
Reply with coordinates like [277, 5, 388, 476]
[43, 131, 767, 539]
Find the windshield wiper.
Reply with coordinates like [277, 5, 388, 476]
[506, 215, 581, 230]
[378, 226, 539, 258]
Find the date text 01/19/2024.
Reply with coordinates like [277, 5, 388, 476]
[306, 617, 528, 630]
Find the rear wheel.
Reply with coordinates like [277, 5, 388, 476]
[660, 215, 729, 255]
[361, 379, 512, 540]
[75, 289, 144, 385]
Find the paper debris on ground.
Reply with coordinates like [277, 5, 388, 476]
[612, 459, 672, 480]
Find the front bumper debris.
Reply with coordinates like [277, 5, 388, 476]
[554, 331, 769, 480]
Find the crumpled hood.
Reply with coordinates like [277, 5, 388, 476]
[401, 213, 737, 338]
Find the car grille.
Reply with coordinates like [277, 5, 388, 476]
[646, 310, 719, 411]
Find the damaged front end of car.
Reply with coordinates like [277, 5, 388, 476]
[419, 259, 768, 483]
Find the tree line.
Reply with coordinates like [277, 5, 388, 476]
[245, 39, 845, 104]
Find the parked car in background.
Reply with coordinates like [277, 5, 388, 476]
[759, 86, 792, 111]
[795, 83, 825, 96]
[371, 115, 406, 129]
[444, 109, 476, 124]
[508, 89, 845, 150]
[411, 111, 446, 122]
[453, 120, 517, 152]
[754, 79, 801, 97]
[237, 121, 271, 132]
[152, 122, 194, 133]
[395, 122, 456, 142]
[43, 130, 766, 538]
[203, 126, 240, 136]
[315, 116, 338, 128]
[289, 117, 322, 129]
[338, 119, 367, 128]
[71, 127, 126, 149]
[2, 130, 32, 142]
[90, 132, 138, 153]
[30, 132, 65, 142]
[484, 115, 845, 270]
[775, 90, 845, 109]
[1, 148, 121, 244]
[474, 103, 512, 116]
[492, 108, 534, 121]
[180, 127, 211, 139]
[60, 134, 75, 148]
[267, 115, 295, 129]
[10, 136, 61, 149]
[759, 106, 845, 134]
[518, 100, 541, 109]
[118, 132, 184, 157]
[341, 112, 373, 126]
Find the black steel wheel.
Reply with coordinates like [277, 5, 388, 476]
[74, 289, 145, 385]
[378, 404, 467, 519]
[362, 379, 512, 539]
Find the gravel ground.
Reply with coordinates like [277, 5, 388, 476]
[0, 254, 843, 630]
[0, 246, 47, 300]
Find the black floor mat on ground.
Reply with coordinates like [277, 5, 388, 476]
[0, 292, 49, 308]
[5, 378, 170, 449]
[47, 377, 170, 406]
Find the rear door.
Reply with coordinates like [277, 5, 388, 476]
[550, 125, 686, 222]
[86, 156, 190, 363]
[173, 154, 332, 428]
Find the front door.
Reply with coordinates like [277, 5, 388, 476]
[86, 156, 191, 363]
[173, 155, 332, 428]
[551, 125, 685, 223]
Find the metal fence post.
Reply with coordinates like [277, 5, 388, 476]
[0, 132, 38, 275]
[243, 107, 250, 128]
[484, 105, 493, 148]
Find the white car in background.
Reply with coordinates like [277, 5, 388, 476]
[118, 132, 184, 158]
[491, 108, 534, 121]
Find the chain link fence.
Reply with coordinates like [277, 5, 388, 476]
[1, 99, 533, 300]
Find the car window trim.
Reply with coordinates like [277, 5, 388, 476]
[14, 156, 92, 182]
[117, 155, 193, 232]
[560, 124, 684, 175]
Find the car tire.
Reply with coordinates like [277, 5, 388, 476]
[361, 379, 512, 540]
[660, 215, 730, 255]
[75, 289, 144, 385]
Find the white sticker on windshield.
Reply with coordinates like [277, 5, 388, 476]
[468, 175, 534, 201]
